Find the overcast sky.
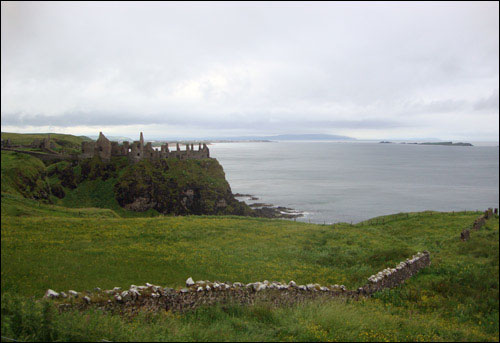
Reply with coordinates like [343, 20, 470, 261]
[1, 1, 499, 140]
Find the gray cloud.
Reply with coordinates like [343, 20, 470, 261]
[474, 90, 500, 111]
[1, 2, 499, 140]
[1, 110, 405, 132]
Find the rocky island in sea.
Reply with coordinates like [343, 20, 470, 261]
[383, 141, 473, 146]
[419, 141, 473, 146]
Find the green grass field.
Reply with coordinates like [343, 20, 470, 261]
[1, 195, 498, 341]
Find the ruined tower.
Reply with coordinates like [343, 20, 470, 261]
[95, 132, 112, 161]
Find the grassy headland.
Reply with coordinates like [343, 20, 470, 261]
[1, 149, 252, 218]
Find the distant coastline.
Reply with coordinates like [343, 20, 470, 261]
[380, 141, 474, 146]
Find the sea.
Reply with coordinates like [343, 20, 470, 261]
[209, 141, 500, 224]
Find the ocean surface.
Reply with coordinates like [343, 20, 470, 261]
[209, 141, 500, 224]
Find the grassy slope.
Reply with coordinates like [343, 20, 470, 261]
[1, 193, 119, 218]
[1, 132, 92, 145]
[1, 151, 51, 199]
[1, 132, 92, 154]
[1, 196, 498, 341]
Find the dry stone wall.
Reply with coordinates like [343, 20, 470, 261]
[362, 251, 430, 295]
[45, 251, 431, 313]
[461, 229, 470, 241]
[461, 208, 497, 241]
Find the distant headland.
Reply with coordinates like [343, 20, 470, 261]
[380, 141, 473, 146]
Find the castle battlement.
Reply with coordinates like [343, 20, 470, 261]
[81, 132, 210, 162]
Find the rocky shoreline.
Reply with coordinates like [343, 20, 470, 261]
[234, 194, 304, 219]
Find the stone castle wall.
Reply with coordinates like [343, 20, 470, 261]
[1, 135, 56, 153]
[80, 132, 209, 162]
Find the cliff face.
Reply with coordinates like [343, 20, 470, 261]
[4, 151, 253, 217]
[113, 158, 252, 216]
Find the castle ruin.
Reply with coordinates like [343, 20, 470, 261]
[81, 132, 210, 162]
[31, 135, 57, 151]
[1, 135, 56, 152]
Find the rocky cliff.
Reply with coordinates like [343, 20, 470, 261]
[43, 155, 252, 216]
[113, 158, 252, 216]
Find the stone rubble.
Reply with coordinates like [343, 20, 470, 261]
[185, 277, 195, 287]
[44, 289, 59, 299]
